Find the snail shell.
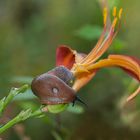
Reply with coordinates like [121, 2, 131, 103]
[31, 66, 76, 105]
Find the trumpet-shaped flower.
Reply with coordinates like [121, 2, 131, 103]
[56, 7, 140, 102]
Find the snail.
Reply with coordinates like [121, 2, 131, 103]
[31, 66, 86, 106]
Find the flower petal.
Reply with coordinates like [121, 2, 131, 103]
[80, 9, 121, 65]
[119, 56, 140, 81]
[126, 86, 140, 102]
[81, 27, 115, 64]
[87, 55, 140, 81]
[56, 45, 75, 69]
[56, 45, 86, 69]
[86, 54, 140, 101]
[72, 70, 98, 91]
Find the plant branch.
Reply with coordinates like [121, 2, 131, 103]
[0, 106, 46, 134]
[0, 84, 29, 116]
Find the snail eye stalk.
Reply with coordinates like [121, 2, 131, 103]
[72, 96, 87, 107]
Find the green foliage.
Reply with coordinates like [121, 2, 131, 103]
[47, 104, 84, 114]
[110, 38, 125, 52]
[74, 25, 102, 41]
[0, 107, 44, 134]
[0, 83, 84, 133]
[0, 84, 29, 115]
[0, 109, 32, 134]
[67, 104, 84, 114]
[0, 85, 45, 134]
[19, 101, 38, 111]
[1, 0, 140, 139]
[17, 109, 33, 121]
[47, 104, 69, 114]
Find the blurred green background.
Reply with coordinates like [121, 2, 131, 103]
[0, 0, 140, 139]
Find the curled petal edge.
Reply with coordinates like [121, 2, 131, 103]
[56, 45, 75, 69]
[72, 70, 98, 92]
[86, 54, 140, 101]
[56, 45, 86, 69]
[87, 55, 140, 81]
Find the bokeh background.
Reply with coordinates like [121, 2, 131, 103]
[0, 0, 140, 139]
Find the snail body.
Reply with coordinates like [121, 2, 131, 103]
[31, 66, 76, 105]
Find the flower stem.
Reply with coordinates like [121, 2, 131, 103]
[0, 84, 29, 116]
[0, 107, 45, 134]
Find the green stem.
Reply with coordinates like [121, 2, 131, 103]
[0, 84, 29, 116]
[0, 107, 45, 134]
[30, 107, 44, 118]
[0, 113, 22, 134]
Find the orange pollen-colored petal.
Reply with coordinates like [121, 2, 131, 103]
[72, 70, 98, 92]
[113, 7, 117, 17]
[72, 7, 123, 76]
[87, 59, 139, 78]
[119, 8, 123, 19]
[126, 86, 140, 102]
[103, 7, 107, 25]
[112, 17, 118, 28]
[80, 29, 106, 64]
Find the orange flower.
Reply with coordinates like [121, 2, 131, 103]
[56, 7, 140, 102]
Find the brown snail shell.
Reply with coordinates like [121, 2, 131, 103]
[31, 66, 76, 105]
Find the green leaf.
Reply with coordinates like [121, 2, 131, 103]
[18, 109, 32, 121]
[110, 38, 125, 52]
[47, 104, 68, 114]
[0, 98, 5, 107]
[0, 85, 29, 116]
[67, 104, 84, 114]
[74, 25, 102, 41]
[19, 102, 38, 110]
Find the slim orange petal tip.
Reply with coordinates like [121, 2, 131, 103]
[113, 6, 117, 17]
[126, 86, 140, 102]
[119, 8, 123, 19]
[103, 7, 107, 25]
